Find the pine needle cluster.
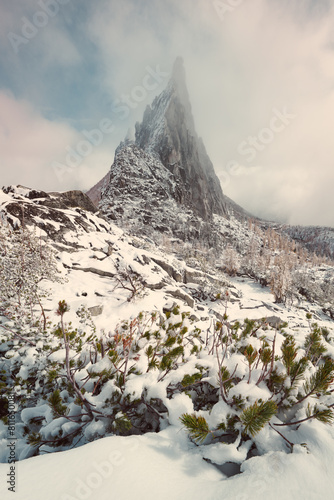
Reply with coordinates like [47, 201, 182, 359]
[240, 400, 278, 437]
[180, 413, 210, 443]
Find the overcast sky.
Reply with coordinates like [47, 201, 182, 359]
[1, 0, 334, 226]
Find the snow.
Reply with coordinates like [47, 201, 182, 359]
[1, 425, 334, 499]
[21, 405, 50, 425]
[83, 419, 106, 440]
[0, 191, 13, 204]
[201, 436, 251, 465]
[229, 380, 271, 404]
[164, 393, 194, 426]
[1, 185, 334, 499]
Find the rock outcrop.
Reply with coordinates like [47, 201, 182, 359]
[0, 185, 106, 245]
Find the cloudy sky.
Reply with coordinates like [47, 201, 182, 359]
[1, 0, 334, 226]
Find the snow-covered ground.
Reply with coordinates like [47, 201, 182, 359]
[2, 422, 334, 499]
[1, 187, 334, 499]
[1, 256, 333, 499]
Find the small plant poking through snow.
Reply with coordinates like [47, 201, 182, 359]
[113, 265, 146, 301]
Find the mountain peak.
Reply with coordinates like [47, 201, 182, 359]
[172, 56, 185, 76]
[89, 59, 227, 236]
[134, 60, 227, 219]
[171, 57, 187, 90]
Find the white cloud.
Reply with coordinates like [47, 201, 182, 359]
[34, 24, 82, 67]
[2, 0, 81, 65]
[0, 91, 112, 192]
[182, 0, 334, 226]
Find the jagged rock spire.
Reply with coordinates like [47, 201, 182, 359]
[88, 58, 228, 237]
[135, 58, 227, 219]
[169, 57, 193, 127]
[172, 56, 186, 82]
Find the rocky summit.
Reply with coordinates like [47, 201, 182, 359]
[134, 57, 227, 220]
[88, 58, 228, 240]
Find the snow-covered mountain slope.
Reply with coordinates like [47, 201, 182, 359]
[279, 224, 334, 260]
[98, 143, 225, 243]
[1, 185, 334, 499]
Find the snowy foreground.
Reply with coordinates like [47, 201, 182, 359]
[1, 422, 334, 500]
[1, 188, 334, 499]
[1, 275, 334, 499]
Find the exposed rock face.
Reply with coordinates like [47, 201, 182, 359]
[3, 185, 98, 213]
[49, 190, 98, 213]
[85, 173, 109, 206]
[135, 58, 227, 220]
[89, 59, 228, 241]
